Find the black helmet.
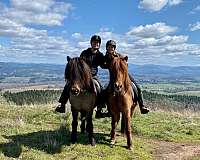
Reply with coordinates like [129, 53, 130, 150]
[90, 35, 101, 44]
[106, 40, 116, 49]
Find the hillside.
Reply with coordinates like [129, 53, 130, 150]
[0, 92, 199, 159]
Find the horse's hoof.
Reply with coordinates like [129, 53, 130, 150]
[127, 146, 133, 150]
[110, 139, 115, 145]
[71, 138, 77, 144]
[71, 135, 77, 144]
[71, 140, 76, 144]
[90, 138, 96, 146]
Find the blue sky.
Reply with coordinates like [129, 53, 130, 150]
[0, 0, 200, 66]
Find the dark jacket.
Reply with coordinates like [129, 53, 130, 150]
[80, 48, 106, 77]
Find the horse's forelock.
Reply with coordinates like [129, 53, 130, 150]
[67, 57, 92, 90]
[110, 57, 130, 91]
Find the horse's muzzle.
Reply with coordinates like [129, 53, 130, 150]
[71, 88, 80, 96]
[114, 82, 123, 91]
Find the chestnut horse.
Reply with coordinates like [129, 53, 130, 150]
[65, 56, 96, 146]
[107, 56, 137, 150]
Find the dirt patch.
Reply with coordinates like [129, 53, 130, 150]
[151, 140, 200, 160]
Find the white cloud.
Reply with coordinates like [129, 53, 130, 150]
[0, 0, 75, 63]
[78, 41, 90, 49]
[190, 5, 200, 14]
[126, 22, 177, 38]
[139, 0, 168, 12]
[72, 33, 83, 39]
[95, 24, 200, 66]
[134, 35, 188, 47]
[1, 0, 73, 26]
[2, 34, 79, 64]
[0, 18, 47, 37]
[189, 22, 200, 31]
[139, 0, 183, 12]
[168, 0, 183, 6]
[11, 0, 54, 12]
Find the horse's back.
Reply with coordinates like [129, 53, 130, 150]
[69, 92, 96, 112]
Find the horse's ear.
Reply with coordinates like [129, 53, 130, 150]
[123, 56, 128, 62]
[67, 56, 71, 62]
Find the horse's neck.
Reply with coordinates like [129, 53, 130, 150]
[123, 72, 131, 91]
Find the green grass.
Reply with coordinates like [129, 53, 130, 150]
[0, 94, 200, 159]
[0, 102, 153, 160]
[132, 111, 200, 142]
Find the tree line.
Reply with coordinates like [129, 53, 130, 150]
[2, 90, 200, 107]
[143, 90, 200, 105]
[3, 90, 61, 105]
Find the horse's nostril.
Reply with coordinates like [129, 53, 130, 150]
[115, 83, 122, 90]
[71, 88, 80, 95]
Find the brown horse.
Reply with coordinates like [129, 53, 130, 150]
[107, 56, 137, 150]
[65, 56, 96, 146]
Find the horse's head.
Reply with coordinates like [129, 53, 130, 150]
[108, 56, 129, 94]
[65, 56, 93, 96]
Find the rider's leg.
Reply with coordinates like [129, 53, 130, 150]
[55, 82, 70, 113]
[93, 77, 109, 118]
[129, 74, 149, 114]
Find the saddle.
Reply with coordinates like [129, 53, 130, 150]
[92, 79, 101, 96]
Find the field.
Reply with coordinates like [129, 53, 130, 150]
[142, 82, 200, 97]
[0, 89, 200, 160]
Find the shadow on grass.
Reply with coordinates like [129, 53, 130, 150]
[0, 126, 109, 158]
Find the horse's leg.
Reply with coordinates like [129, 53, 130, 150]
[124, 110, 132, 150]
[121, 104, 135, 135]
[80, 110, 86, 134]
[120, 113, 125, 134]
[86, 111, 96, 146]
[130, 104, 136, 117]
[71, 109, 78, 144]
[110, 112, 120, 145]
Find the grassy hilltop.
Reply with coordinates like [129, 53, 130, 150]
[0, 90, 200, 160]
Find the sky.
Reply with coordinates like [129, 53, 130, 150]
[0, 0, 200, 66]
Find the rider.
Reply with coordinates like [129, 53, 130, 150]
[105, 40, 149, 114]
[55, 35, 107, 118]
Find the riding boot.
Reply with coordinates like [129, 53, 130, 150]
[95, 106, 105, 118]
[105, 105, 112, 117]
[55, 103, 66, 113]
[137, 92, 149, 114]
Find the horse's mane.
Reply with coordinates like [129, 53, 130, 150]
[109, 57, 130, 92]
[65, 57, 93, 91]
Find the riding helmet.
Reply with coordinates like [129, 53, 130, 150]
[106, 40, 116, 49]
[90, 35, 101, 44]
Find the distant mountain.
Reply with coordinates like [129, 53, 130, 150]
[0, 62, 200, 89]
[128, 64, 200, 83]
[0, 62, 65, 88]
